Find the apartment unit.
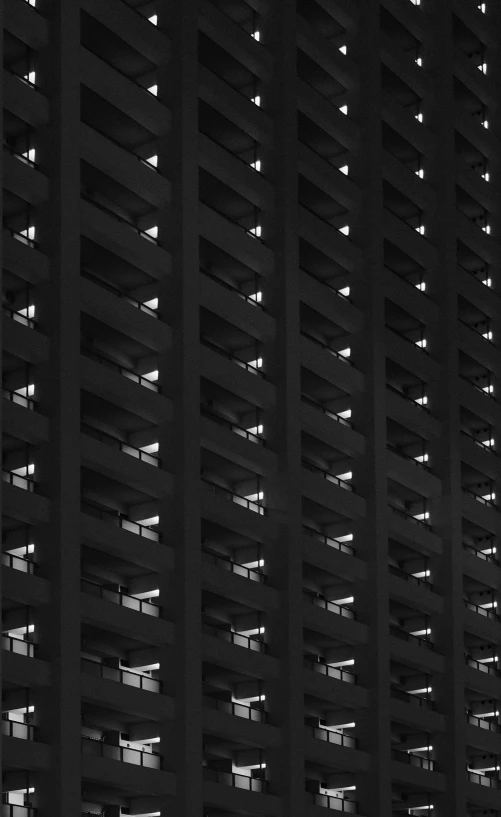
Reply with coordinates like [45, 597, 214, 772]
[1, 0, 501, 815]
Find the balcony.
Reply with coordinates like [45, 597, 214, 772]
[203, 767, 267, 793]
[203, 623, 267, 653]
[390, 626, 434, 651]
[465, 655, 501, 679]
[3, 306, 37, 330]
[301, 393, 354, 428]
[389, 565, 433, 591]
[81, 423, 160, 467]
[464, 599, 500, 623]
[390, 688, 435, 711]
[202, 477, 266, 516]
[2, 807, 36, 817]
[301, 329, 354, 366]
[391, 748, 435, 771]
[81, 500, 161, 542]
[463, 542, 499, 566]
[2, 552, 36, 574]
[308, 724, 357, 749]
[2, 719, 36, 740]
[81, 736, 161, 769]
[203, 695, 267, 723]
[308, 792, 359, 813]
[81, 579, 160, 617]
[201, 405, 265, 446]
[302, 524, 356, 556]
[81, 657, 160, 692]
[82, 271, 159, 318]
[201, 337, 265, 378]
[82, 349, 160, 393]
[466, 713, 501, 733]
[467, 771, 501, 789]
[3, 635, 35, 658]
[202, 547, 266, 583]
[389, 505, 431, 531]
[304, 656, 357, 685]
[3, 388, 36, 411]
[2, 471, 36, 493]
[304, 589, 356, 620]
[302, 460, 354, 492]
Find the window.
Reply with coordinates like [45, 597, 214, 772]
[339, 105, 348, 115]
[252, 95, 261, 107]
[148, 14, 158, 25]
[339, 45, 347, 55]
[148, 84, 158, 96]
[252, 31, 260, 42]
[250, 159, 261, 172]
[339, 165, 349, 175]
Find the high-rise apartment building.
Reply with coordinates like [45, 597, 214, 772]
[2, 0, 501, 815]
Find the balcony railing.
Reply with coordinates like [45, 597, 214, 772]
[203, 695, 267, 723]
[81, 657, 161, 691]
[201, 267, 265, 310]
[202, 547, 266, 583]
[81, 579, 160, 617]
[82, 349, 160, 392]
[81, 500, 161, 542]
[3, 388, 36, 410]
[389, 564, 432, 591]
[467, 771, 501, 789]
[387, 443, 432, 472]
[464, 599, 500, 622]
[308, 725, 357, 749]
[2, 719, 36, 741]
[4, 225, 38, 248]
[81, 736, 161, 768]
[2, 552, 36, 574]
[3, 471, 36, 492]
[467, 713, 501, 733]
[81, 423, 160, 466]
[2, 635, 35, 658]
[390, 688, 435, 710]
[301, 329, 353, 365]
[302, 460, 354, 491]
[300, 393, 353, 428]
[82, 271, 159, 317]
[303, 589, 355, 619]
[302, 524, 355, 556]
[200, 405, 265, 446]
[459, 318, 496, 346]
[465, 655, 501, 678]
[202, 623, 267, 653]
[460, 374, 496, 401]
[463, 542, 499, 565]
[461, 429, 497, 454]
[300, 268, 352, 303]
[203, 767, 267, 792]
[2, 806, 37, 817]
[81, 195, 159, 243]
[390, 625, 434, 651]
[462, 486, 498, 510]
[3, 306, 37, 330]
[389, 505, 431, 530]
[201, 337, 265, 377]
[391, 748, 435, 771]
[304, 656, 356, 685]
[308, 793, 359, 813]
[386, 383, 430, 412]
[202, 477, 266, 515]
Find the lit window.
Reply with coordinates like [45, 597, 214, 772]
[413, 569, 431, 578]
[252, 31, 260, 41]
[247, 424, 264, 435]
[338, 286, 350, 297]
[482, 384, 494, 394]
[24, 71, 36, 86]
[27, 0, 36, 5]
[478, 2, 486, 12]
[339, 105, 348, 115]
[416, 225, 425, 235]
[482, 171, 490, 181]
[144, 225, 158, 240]
[250, 225, 262, 238]
[482, 277, 492, 287]
[415, 281, 426, 291]
[148, 84, 158, 96]
[252, 95, 261, 107]
[338, 347, 351, 358]
[248, 358, 263, 369]
[249, 291, 262, 303]
[483, 120, 489, 129]
[339, 225, 350, 236]
[410, 0, 421, 4]
[416, 57, 422, 67]
[482, 225, 491, 234]
[414, 511, 430, 520]
[146, 155, 158, 168]
[415, 395, 428, 405]
[339, 164, 349, 175]
[482, 330, 493, 340]
[140, 442, 159, 454]
[339, 45, 347, 55]
[482, 491, 495, 502]
[337, 409, 352, 420]
[336, 471, 352, 481]
[414, 453, 429, 462]
[11, 464, 35, 477]
[18, 226, 36, 245]
[143, 297, 158, 310]
[478, 63, 487, 74]
[480, 437, 495, 447]
[415, 112, 423, 122]
[22, 148, 36, 164]
[143, 370, 159, 382]
[416, 338, 427, 349]
[148, 14, 158, 25]
[250, 159, 261, 172]
[415, 168, 424, 178]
